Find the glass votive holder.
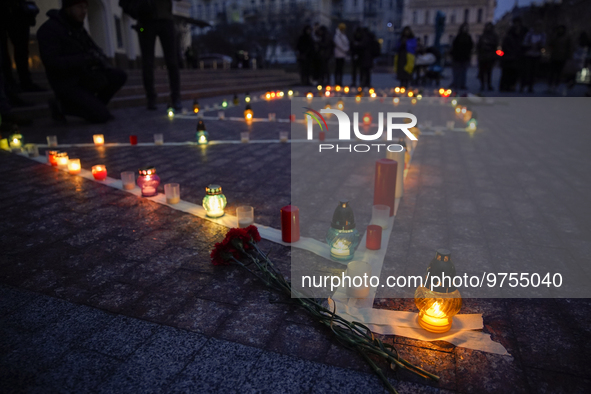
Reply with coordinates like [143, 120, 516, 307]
[218, 111, 225, 120]
[55, 152, 69, 168]
[236, 206, 254, 228]
[121, 171, 135, 190]
[25, 144, 39, 157]
[424, 120, 432, 129]
[366, 225, 382, 250]
[447, 121, 455, 130]
[68, 158, 81, 174]
[164, 183, 180, 204]
[268, 113, 276, 121]
[346, 261, 372, 298]
[47, 150, 58, 166]
[92, 165, 107, 181]
[93, 134, 104, 146]
[47, 135, 58, 147]
[154, 134, 163, 145]
[241, 132, 249, 143]
[371, 205, 390, 229]
[279, 131, 288, 143]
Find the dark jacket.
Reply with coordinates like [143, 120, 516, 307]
[37, 9, 109, 90]
[451, 32, 473, 63]
[477, 31, 499, 62]
[501, 25, 526, 65]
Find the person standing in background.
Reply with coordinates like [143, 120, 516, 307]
[134, 0, 181, 111]
[500, 17, 526, 92]
[546, 25, 571, 94]
[450, 23, 473, 90]
[350, 27, 363, 87]
[316, 26, 333, 86]
[333, 23, 349, 86]
[296, 25, 314, 86]
[0, 0, 45, 93]
[477, 22, 498, 92]
[521, 21, 545, 93]
[394, 26, 417, 89]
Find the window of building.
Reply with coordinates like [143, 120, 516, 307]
[114, 16, 123, 49]
[477, 8, 483, 23]
[464, 9, 469, 23]
[425, 10, 429, 25]
[412, 10, 417, 24]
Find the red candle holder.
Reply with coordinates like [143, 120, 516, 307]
[130, 135, 138, 145]
[290, 114, 296, 122]
[366, 225, 382, 250]
[319, 131, 326, 141]
[92, 165, 107, 181]
[281, 205, 300, 243]
[374, 159, 398, 216]
[47, 150, 58, 166]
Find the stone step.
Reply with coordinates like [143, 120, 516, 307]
[13, 76, 300, 119]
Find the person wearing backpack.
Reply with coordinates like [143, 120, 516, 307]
[121, 0, 181, 111]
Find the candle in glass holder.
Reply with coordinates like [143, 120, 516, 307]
[268, 113, 276, 121]
[47, 135, 58, 147]
[0, 139, 9, 151]
[346, 261, 371, 298]
[164, 183, 180, 204]
[47, 150, 58, 166]
[55, 152, 69, 168]
[68, 158, 81, 174]
[203, 184, 227, 218]
[92, 165, 107, 180]
[241, 132, 249, 143]
[279, 131, 288, 143]
[93, 134, 104, 146]
[236, 206, 254, 228]
[130, 135, 138, 145]
[447, 121, 455, 130]
[121, 171, 135, 190]
[137, 166, 160, 197]
[366, 225, 382, 250]
[289, 114, 296, 122]
[218, 111, 225, 120]
[281, 205, 300, 243]
[9, 133, 23, 151]
[154, 134, 163, 145]
[319, 131, 326, 141]
[24, 144, 39, 157]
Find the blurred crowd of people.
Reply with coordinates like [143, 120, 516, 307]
[296, 23, 380, 88]
[393, 17, 590, 95]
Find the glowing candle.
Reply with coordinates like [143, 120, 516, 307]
[93, 134, 104, 146]
[167, 107, 175, 118]
[68, 158, 81, 175]
[344, 86, 350, 93]
[193, 99, 200, 113]
[326, 201, 360, 262]
[9, 133, 23, 151]
[393, 97, 399, 105]
[47, 150, 58, 166]
[244, 105, 253, 121]
[203, 184, 227, 218]
[137, 166, 160, 197]
[92, 165, 107, 181]
[55, 152, 69, 168]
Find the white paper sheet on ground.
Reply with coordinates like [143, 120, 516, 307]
[328, 298, 509, 356]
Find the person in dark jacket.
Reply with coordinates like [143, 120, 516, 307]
[350, 27, 364, 87]
[450, 23, 473, 90]
[546, 25, 571, 93]
[477, 22, 498, 91]
[499, 17, 526, 91]
[520, 20, 546, 93]
[135, 0, 181, 111]
[316, 26, 333, 86]
[37, 0, 127, 123]
[296, 25, 314, 86]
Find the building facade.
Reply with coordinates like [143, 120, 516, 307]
[401, 0, 495, 54]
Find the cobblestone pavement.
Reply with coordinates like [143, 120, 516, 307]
[2, 91, 591, 393]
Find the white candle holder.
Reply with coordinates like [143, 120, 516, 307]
[218, 111, 225, 120]
[279, 131, 288, 143]
[241, 132, 250, 143]
[164, 183, 180, 204]
[346, 261, 372, 298]
[447, 121, 455, 130]
[24, 144, 39, 157]
[93, 134, 104, 146]
[121, 171, 136, 190]
[68, 158, 81, 175]
[236, 206, 254, 228]
[154, 134, 164, 145]
[47, 135, 58, 147]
